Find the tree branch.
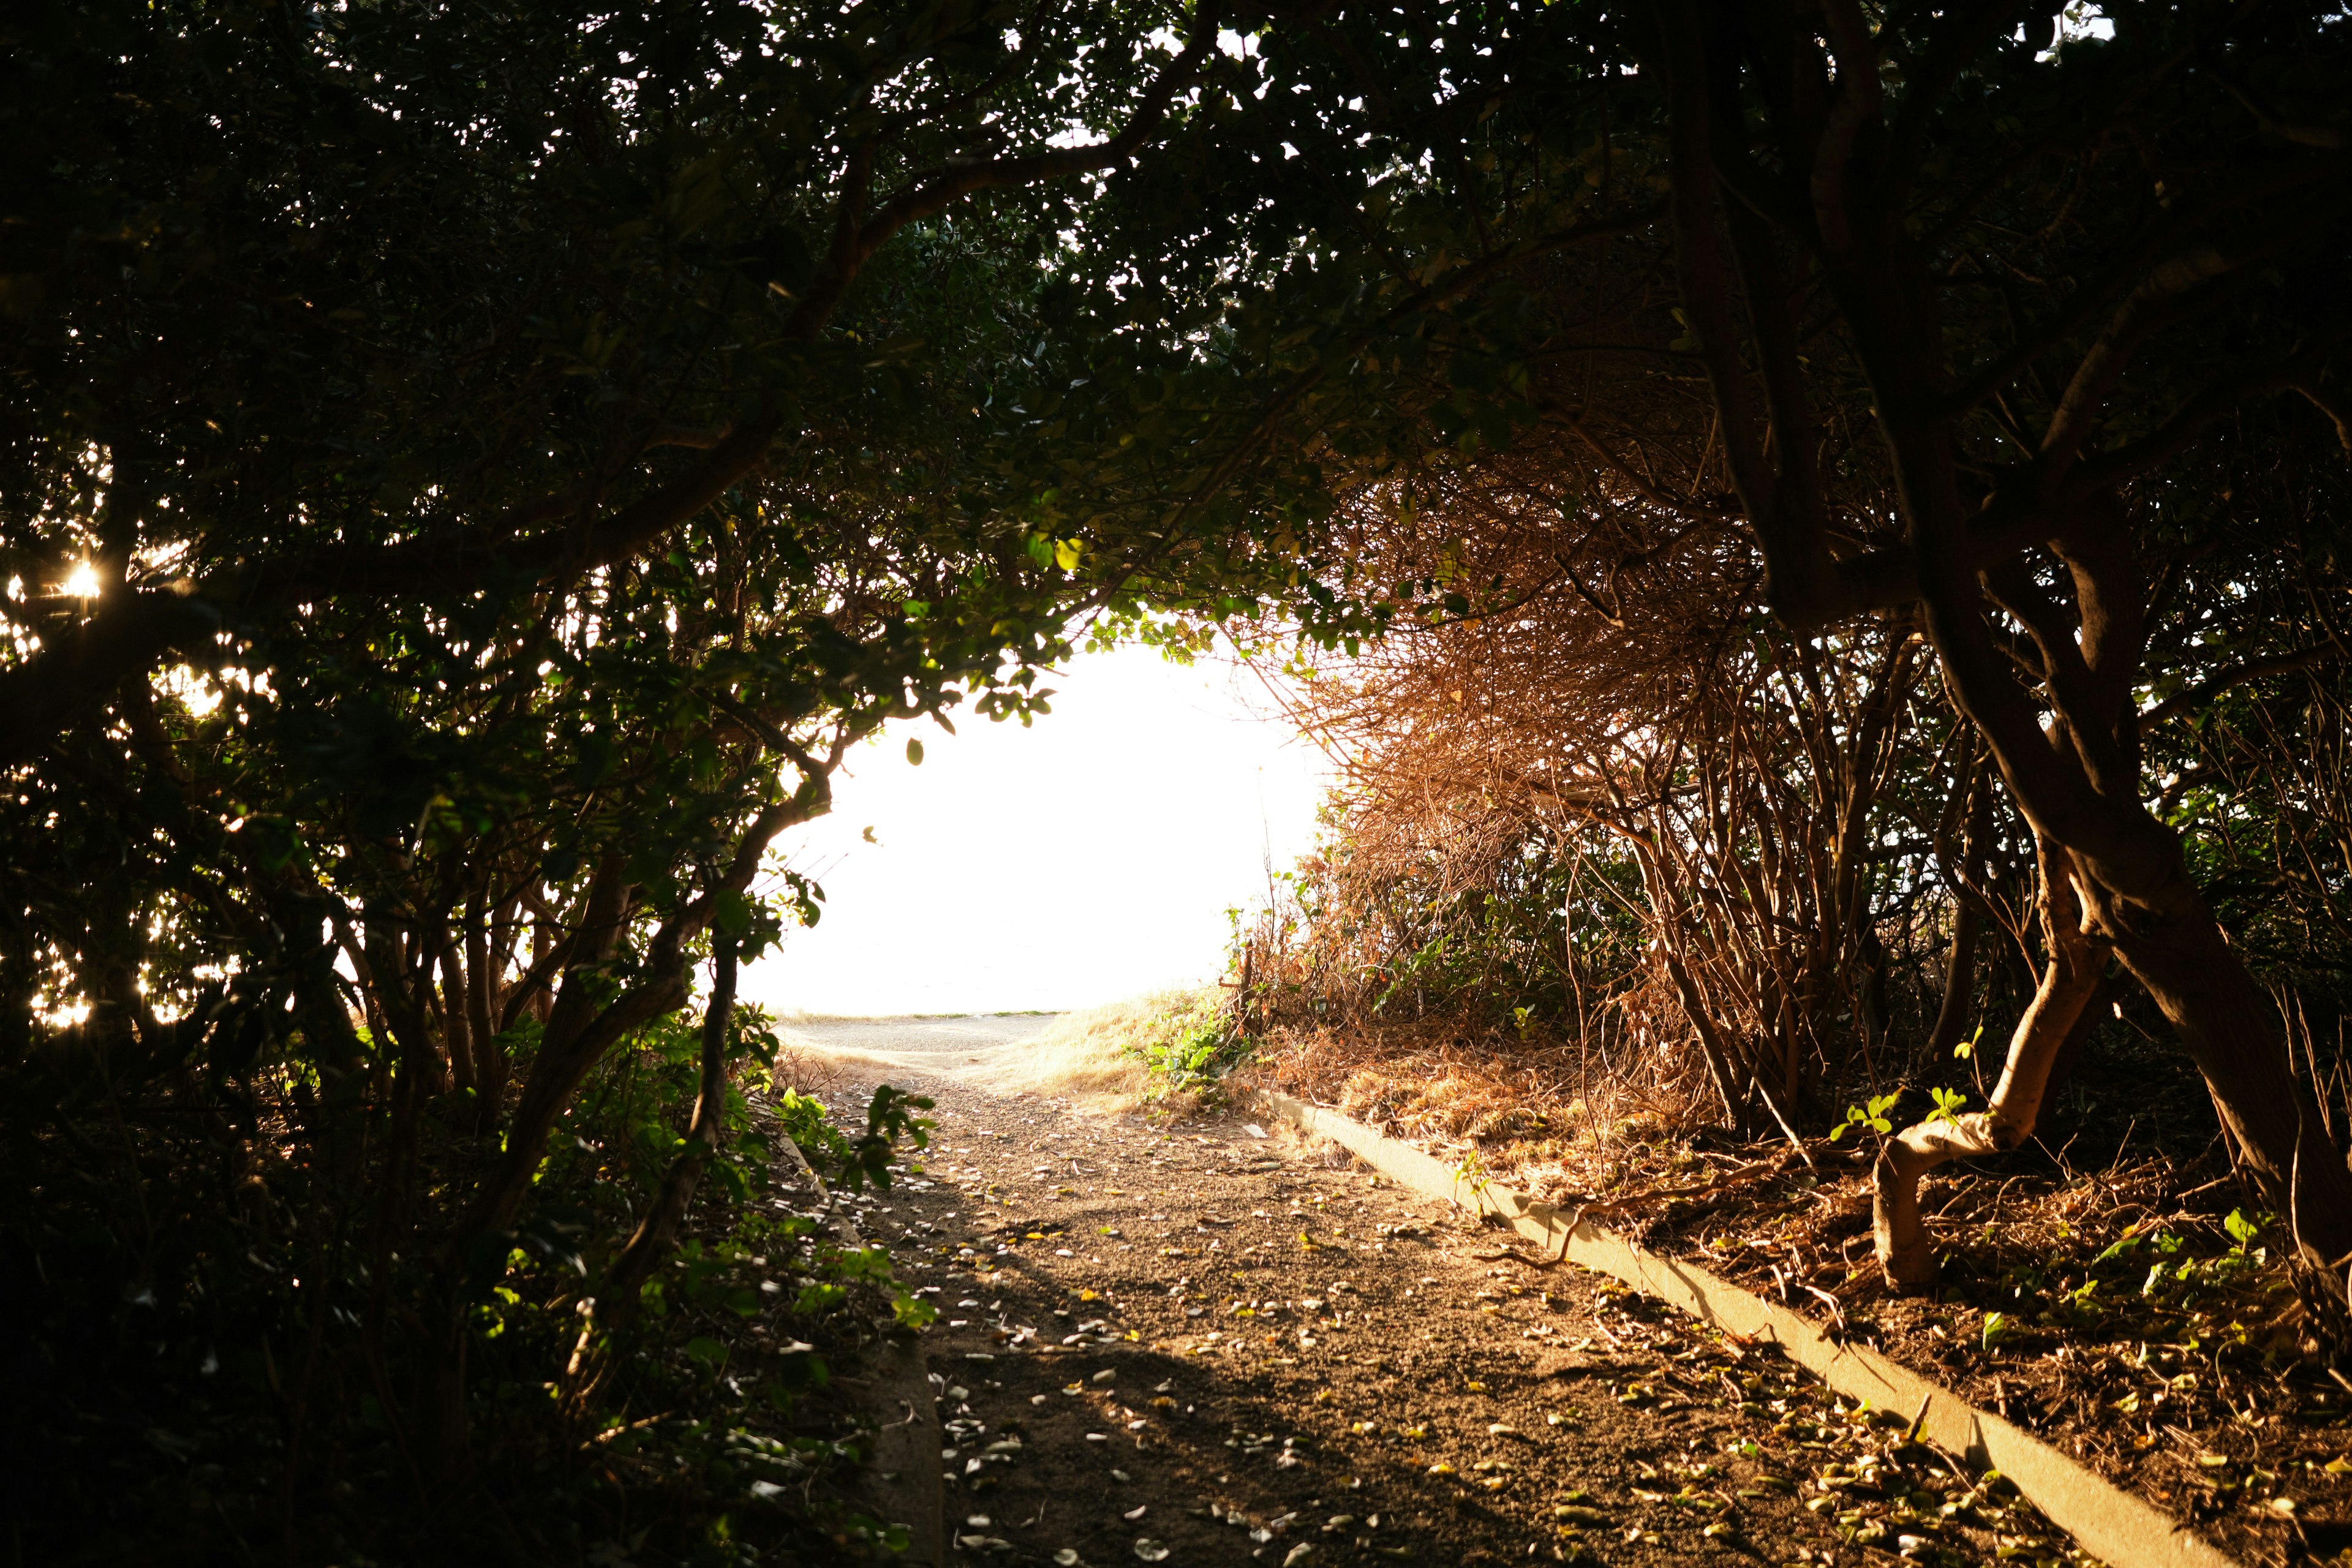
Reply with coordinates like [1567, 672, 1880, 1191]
[1939, 162, 2348, 420]
[2141, 643, 2340, 727]
[784, 7, 1224, 339]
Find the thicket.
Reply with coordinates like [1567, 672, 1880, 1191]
[8, 0, 2352, 1558]
[1242, 431, 2352, 1147]
[7, 0, 1567, 1548]
[0, 0, 1312, 1556]
[1144, 0, 2352, 1306]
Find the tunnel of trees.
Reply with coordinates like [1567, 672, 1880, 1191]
[3, 0, 2348, 1558]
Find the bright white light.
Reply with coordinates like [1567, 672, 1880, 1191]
[742, 644, 1327, 1017]
[159, 664, 222, 717]
[61, 561, 101, 598]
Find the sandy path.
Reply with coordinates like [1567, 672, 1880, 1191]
[781, 1014, 1064, 1083]
[794, 1021, 2087, 1568]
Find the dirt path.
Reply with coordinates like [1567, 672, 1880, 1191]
[792, 1020, 2098, 1568]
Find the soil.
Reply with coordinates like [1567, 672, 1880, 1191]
[791, 1020, 2116, 1568]
[1624, 1148, 2352, 1568]
[1240, 1022, 2352, 1567]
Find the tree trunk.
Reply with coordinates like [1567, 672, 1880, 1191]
[2089, 873, 2352, 1270]
[1926, 894, 1985, 1063]
[1874, 834, 2109, 1288]
[1639, 0, 2352, 1295]
[1929, 760, 1997, 1064]
[589, 941, 738, 1351]
[439, 943, 476, 1098]
[464, 918, 502, 1136]
[364, 920, 451, 1096]
[1660, 946, 1751, 1135]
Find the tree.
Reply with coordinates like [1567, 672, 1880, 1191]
[0, 0, 1297, 1500]
[1074, 0, 2352, 1292]
[1630, 0, 2352, 1287]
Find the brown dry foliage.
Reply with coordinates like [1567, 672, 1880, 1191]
[1235, 438, 2002, 1153]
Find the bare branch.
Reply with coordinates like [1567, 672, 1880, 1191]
[2141, 643, 2340, 727]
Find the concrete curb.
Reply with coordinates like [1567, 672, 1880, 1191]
[1238, 1084, 2239, 1568]
[778, 1136, 946, 1567]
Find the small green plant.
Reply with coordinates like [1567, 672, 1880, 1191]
[830, 1084, 935, 1194]
[775, 1088, 854, 1165]
[1371, 931, 1452, 1014]
[1981, 1311, 2011, 1352]
[1131, 990, 1253, 1098]
[1829, 1091, 1903, 1143]
[1924, 1087, 1969, 1128]
[2056, 1275, 2103, 1326]
[1455, 1145, 1493, 1202]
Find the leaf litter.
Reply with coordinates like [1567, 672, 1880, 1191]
[1243, 1031, 2352, 1568]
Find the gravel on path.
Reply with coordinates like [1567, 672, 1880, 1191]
[794, 1020, 2097, 1568]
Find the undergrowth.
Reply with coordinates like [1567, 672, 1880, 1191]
[0, 1000, 937, 1566]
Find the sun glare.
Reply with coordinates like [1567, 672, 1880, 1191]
[61, 561, 101, 598]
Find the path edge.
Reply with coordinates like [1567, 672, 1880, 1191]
[1236, 1084, 2237, 1568]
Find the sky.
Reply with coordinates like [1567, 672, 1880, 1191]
[736, 644, 1332, 1018]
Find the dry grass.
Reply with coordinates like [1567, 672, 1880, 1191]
[1237, 1001, 1721, 1204]
[771, 1038, 847, 1096]
[976, 990, 1218, 1113]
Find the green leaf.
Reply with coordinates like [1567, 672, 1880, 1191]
[2092, 1227, 2143, 1264]
[712, 889, 753, 937]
